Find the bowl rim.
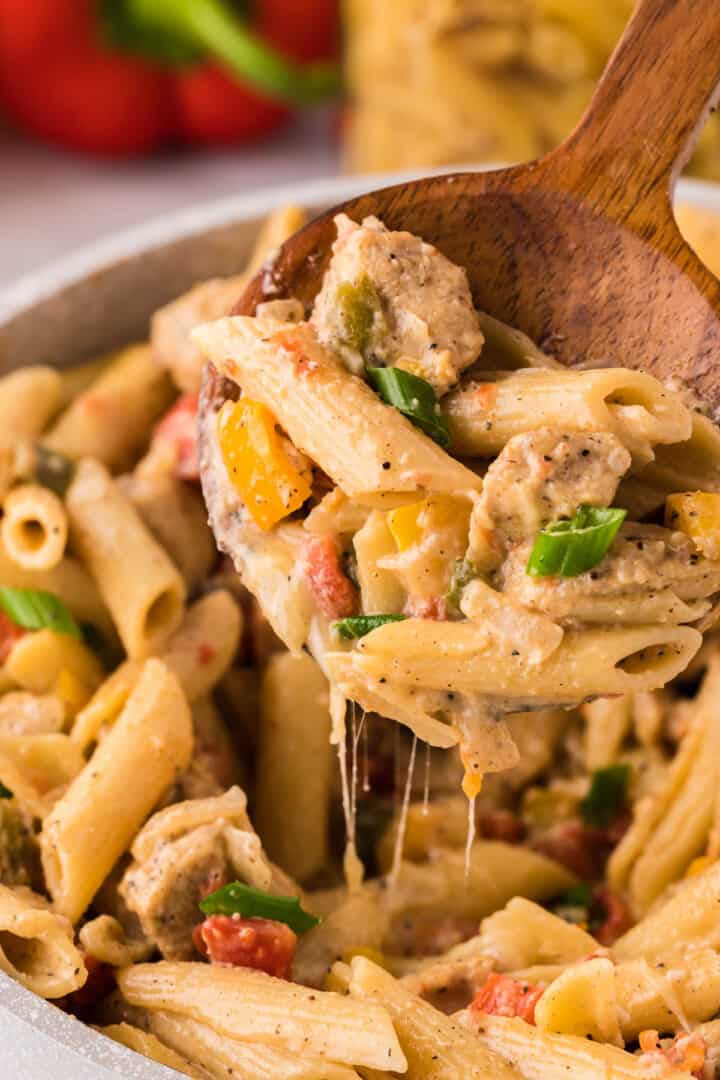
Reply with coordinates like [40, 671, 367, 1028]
[2, 170, 720, 326]
[1, 166, 720, 1079]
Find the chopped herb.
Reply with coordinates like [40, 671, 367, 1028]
[333, 613, 407, 640]
[447, 558, 478, 609]
[580, 764, 632, 828]
[0, 587, 81, 638]
[526, 505, 627, 578]
[557, 882, 593, 908]
[367, 367, 450, 448]
[0, 781, 12, 800]
[335, 275, 384, 357]
[199, 882, 320, 935]
[31, 445, 75, 496]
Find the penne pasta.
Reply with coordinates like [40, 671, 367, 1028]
[0, 366, 63, 440]
[117, 961, 407, 1072]
[0, 884, 87, 998]
[1, 483, 68, 571]
[446, 367, 692, 465]
[70, 590, 241, 752]
[40, 659, 193, 922]
[254, 652, 332, 882]
[96, 1023, 203, 1078]
[66, 457, 186, 658]
[44, 343, 174, 472]
[148, 1010, 361, 1080]
[192, 317, 482, 499]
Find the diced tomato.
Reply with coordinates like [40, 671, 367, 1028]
[478, 809, 526, 845]
[193, 914, 297, 978]
[471, 972, 544, 1024]
[0, 611, 27, 664]
[404, 595, 448, 620]
[639, 1030, 706, 1078]
[593, 886, 633, 945]
[302, 534, 357, 619]
[152, 393, 199, 481]
[63, 953, 116, 1014]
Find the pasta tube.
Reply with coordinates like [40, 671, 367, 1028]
[445, 367, 691, 465]
[66, 458, 186, 658]
[0, 884, 87, 998]
[348, 956, 522, 1080]
[255, 652, 331, 883]
[192, 317, 482, 499]
[70, 590, 241, 752]
[44, 344, 174, 472]
[1, 483, 68, 571]
[40, 659, 193, 922]
[465, 1014, 694, 1080]
[148, 1010, 361, 1080]
[117, 961, 407, 1071]
[96, 1023, 202, 1078]
[0, 366, 62, 439]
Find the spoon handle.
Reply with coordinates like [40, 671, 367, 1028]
[547, 0, 720, 222]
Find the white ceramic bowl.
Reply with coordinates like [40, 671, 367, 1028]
[2, 169, 720, 1079]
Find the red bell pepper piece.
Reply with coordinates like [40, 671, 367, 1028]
[0, 0, 340, 157]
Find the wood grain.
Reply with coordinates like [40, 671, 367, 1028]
[234, 0, 720, 417]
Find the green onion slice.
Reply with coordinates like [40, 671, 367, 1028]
[447, 558, 478, 609]
[0, 587, 81, 638]
[526, 505, 627, 578]
[333, 613, 407, 640]
[0, 781, 13, 799]
[199, 882, 320, 935]
[580, 763, 632, 828]
[367, 367, 450, 448]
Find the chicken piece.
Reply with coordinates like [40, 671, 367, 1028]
[152, 276, 248, 394]
[500, 523, 720, 626]
[120, 787, 275, 960]
[473, 428, 631, 552]
[312, 214, 484, 395]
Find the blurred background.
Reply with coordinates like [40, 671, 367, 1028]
[1, 0, 718, 288]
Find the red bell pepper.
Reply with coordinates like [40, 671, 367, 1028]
[0, 0, 340, 156]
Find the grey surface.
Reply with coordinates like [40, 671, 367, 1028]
[0, 111, 339, 289]
[0, 170, 720, 1077]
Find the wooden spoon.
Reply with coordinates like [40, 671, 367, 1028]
[233, 0, 720, 417]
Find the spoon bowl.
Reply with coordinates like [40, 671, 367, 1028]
[235, 0, 720, 416]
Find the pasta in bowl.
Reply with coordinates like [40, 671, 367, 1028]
[2, 189, 720, 1080]
[193, 212, 720, 789]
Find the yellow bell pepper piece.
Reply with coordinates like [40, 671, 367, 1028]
[387, 495, 470, 551]
[665, 491, 720, 556]
[341, 946, 388, 969]
[218, 399, 312, 531]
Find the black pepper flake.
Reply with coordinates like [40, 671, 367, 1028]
[382, 461, 391, 470]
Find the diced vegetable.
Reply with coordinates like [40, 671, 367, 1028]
[217, 398, 312, 531]
[387, 495, 469, 553]
[470, 972, 544, 1024]
[194, 915, 297, 978]
[335, 274, 384, 357]
[0, 781, 12, 799]
[665, 491, 720, 556]
[579, 764, 631, 828]
[199, 881, 320, 935]
[0, 611, 27, 665]
[447, 557, 479, 609]
[333, 614, 407, 640]
[526, 505, 627, 578]
[0, 587, 81, 638]
[367, 367, 450, 447]
[30, 445, 75, 496]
